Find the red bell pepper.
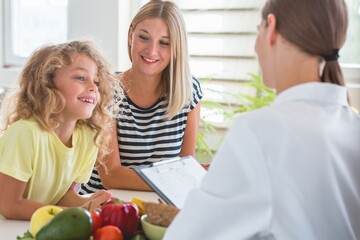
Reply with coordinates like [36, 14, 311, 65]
[100, 199, 139, 239]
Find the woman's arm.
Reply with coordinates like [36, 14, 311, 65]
[0, 173, 44, 220]
[180, 103, 210, 170]
[97, 122, 152, 191]
[180, 103, 201, 157]
[56, 183, 112, 211]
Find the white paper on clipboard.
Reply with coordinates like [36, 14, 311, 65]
[134, 156, 206, 208]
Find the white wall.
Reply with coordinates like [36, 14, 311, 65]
[68, 0, 134, 71]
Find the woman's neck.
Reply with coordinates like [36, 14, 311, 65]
[274, 42, 321, 94]
[122, 69, 164, 108]
[124, 69, 162, 93]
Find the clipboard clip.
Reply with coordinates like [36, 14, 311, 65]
[151, 157, 185, 173]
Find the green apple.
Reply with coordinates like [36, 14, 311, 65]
[30, 205, 63, 236]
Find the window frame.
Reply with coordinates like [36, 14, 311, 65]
[3, 0, 24, 67]
[0, 0, 139, 87]
[342, 64, 360, 83]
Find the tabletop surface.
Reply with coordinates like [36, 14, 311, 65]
[0, 189, 159, 239]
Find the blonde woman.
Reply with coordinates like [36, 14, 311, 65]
[80, 0, 203, 193]
[0, 40, 119, 220]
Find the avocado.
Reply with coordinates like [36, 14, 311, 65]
[36, 207, 92, 240]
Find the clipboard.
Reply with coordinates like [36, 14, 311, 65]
[134, 156, 206, 208]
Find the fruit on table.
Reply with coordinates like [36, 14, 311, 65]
[94, 225, 123, 240]
[29, 205, 63, 236]
[91, 210, 102, 234]
[101, 199, 139, 239]
[130, 198, 145, 216]
[35, 207, 92, 240]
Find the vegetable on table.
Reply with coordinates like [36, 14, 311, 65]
[16, 230, 34, 240]
[35, 207, 92, 240]
[101, 199, 139, 239]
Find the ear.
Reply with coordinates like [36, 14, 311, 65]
[128, 26, 134, 46]
[266, 14, 278, 46]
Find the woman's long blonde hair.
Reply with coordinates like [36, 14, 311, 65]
[1, 40, 121, 163]
[128, 0, 193, 120]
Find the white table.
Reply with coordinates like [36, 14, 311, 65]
[0, 189, 159, 239]
[0, 216, 28, 239]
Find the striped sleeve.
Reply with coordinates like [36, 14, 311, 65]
[190, 77, 204, 110]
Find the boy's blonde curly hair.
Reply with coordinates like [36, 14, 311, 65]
[1, 40, 122, 164]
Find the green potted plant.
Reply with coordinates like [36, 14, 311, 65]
[196, 73, 276, 162]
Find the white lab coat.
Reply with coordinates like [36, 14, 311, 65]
[164, 82, 360, 240]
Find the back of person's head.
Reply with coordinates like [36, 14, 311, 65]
[1, 40, 119, 161]
[128, 0, 192, 119]
[262, 0, 348, 86]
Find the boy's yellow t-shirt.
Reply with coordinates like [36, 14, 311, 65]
[0, 118, 98, 204]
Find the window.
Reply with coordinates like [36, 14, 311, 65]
[0, 0, 132, 87]
[171, 0, 360, 160]
[3, 0, 68, 67]
[0, 0, 359, 152]
[341, 0, 360, 64]
[171, 0, 265, 154]
[342, 0, 360, 112]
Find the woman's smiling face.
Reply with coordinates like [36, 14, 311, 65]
[129, 18, 171, 77]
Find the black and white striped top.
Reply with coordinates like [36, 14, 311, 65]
[80, 77, 203, 194]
